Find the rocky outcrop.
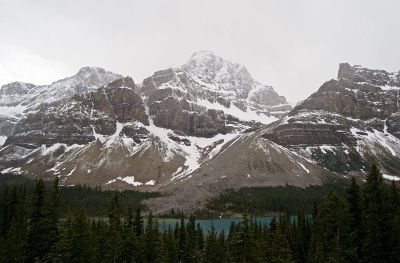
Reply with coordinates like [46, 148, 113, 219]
[5, 77, 148, 147]
[248, 85, 287, 106]
[0, 82, 36, 96]
[0, 51, 300, 212]
[338, 63, 400, 87]
[264, 63, 400, 175]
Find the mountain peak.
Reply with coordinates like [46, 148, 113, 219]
[0, 81, 36, 95]
[189, 50, 217, 61]
[76, 66, 107, 77]
[337, 63, 400, 87]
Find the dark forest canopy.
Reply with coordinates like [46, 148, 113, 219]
[0, 164, 399, 262]
[0, 174, 348, 218]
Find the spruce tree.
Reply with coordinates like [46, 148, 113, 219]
[346, 177, 363, 263]
[53, 205, 93, 263]
[362, 164, 388, 263]
[106, 193, 124, 263]
[26, 179, 48, 262]
[268, 224, 294, 263]
[143, 212, 161, 263]
[204, 224, 222, 263]
[178, 214, 186, 262]
[310, 192, 349, 262]
[43, 177, 60, 260]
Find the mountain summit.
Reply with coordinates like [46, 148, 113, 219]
[8, 57, 399, 212]
[264, 63, 400, 177]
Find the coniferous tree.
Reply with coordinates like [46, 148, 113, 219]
[52, 205, 93, 263]
[134, 207, 144, 237]
[2, 186, 27, 262]
[362, 164, 389, 263]
[121, 206, 135, 263]
[178, 214, 186, 262]
[346, 177, 363, 263]
[92, 219, 109, 263]
[268, 224, 294, 263]
[387, 181, 400, 262]
[106, 193, 124, 263]
[293, 209, 307, 263]
[26, 179, 48, 262]
[310, 192, 349, 262]
[143, 212, 161, 263]
[204, 224, 223, 263]
[43, 177, 60, 260]
[183, 214, 201, 263]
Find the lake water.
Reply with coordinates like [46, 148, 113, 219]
[157, 217, 276, 233]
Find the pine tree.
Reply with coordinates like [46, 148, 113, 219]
[134, 207, 144, 237]
[183, 214, 200, 262]
[26, 179, 48, 262]
[310, 192, 349, 262]
[293, 209, 307, 263]
[178, 214, 186, 262]
[92, 219, 109, 263]
[164, 226, 178, 263]
[268, 224, 294, 263]
[121, 206, 135, 263]
[362, 164, 388, 263]
[143, 212, 161, 263]
[106, 193, 124, 263]
[346, 177, 363, 263]
[387, 181, 400, 262]
[53, 205, 93, 263]
[204, 224, 222, 263]
[229, 212, 261, 262]
[7, 186, 27, 262]
[43, 177, 60, 260]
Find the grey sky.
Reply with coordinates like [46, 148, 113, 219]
[0, 0, 399, 103]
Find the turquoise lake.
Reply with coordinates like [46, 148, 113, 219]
[156, 217, 277, 233]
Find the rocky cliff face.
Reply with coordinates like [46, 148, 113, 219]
[2, 51, 358, 212]
[264, 63, 400, 176]
[2, 58, 399, 213]
[0, 67, 122, 143]
[0, 51, 292, 184]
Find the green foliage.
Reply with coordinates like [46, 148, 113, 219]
[0, 164, 399, 262]
[206, 183, 347, 215]
[0, 174, 159, 217]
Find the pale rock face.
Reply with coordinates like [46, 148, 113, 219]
[183, 50, 255, 98]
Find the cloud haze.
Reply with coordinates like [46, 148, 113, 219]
[0, 0, 399, 102]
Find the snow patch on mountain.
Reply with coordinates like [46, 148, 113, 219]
[0, 104, 27, 119]
[106, 176, 143, 186]
[195, 98, 277, 124]
[0, 136, 7, 147]
[383, 174, 400, 181]
[350, 127, 400, 157]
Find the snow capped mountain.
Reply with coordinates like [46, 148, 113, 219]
[0, 66, 121, 116]
[20, 66, 122, 110]
[0, 66, 122, 144]
[264, 63, 400, 178]
[3, 52, 374, 213]
[141, 51, 291, 132]
[183, 50, 255, 98]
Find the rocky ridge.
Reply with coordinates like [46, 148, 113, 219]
[0, 51, 299, 201]
[264, 63, 400, 177]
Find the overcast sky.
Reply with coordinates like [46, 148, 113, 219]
[0, 0, 399, 103]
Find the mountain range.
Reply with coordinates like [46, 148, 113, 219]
[1, 51, 399, 212]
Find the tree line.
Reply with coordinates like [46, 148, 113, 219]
[206, 183, 347, 215]
[0, 164, 399, 262]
